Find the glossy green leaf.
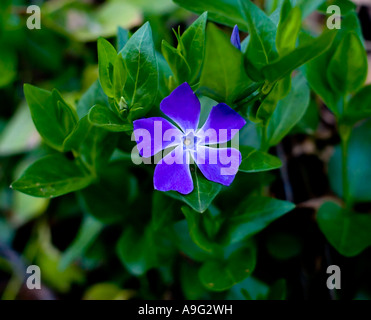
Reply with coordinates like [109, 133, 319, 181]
[263, 30, 337, 82]
[220, 196, 295, 245]
[152, 192, 180, 231]
[242, 0, 278, 79]
[173, 0, 249, 31]
[166, 167, 222, 213]
[199, 23, 251, 103]
[98, 38, 117, 98]
[267, 73, 310, 146]
[11, 154, 94, 198]
[327, 32, 368, 94]
[88, 105, 132, 132]
[117, 22, 159, 120]
[199, 246, 256, 291]
[239, 146, 282, 173]
[317, 201, 371, 257]
[24, 84, 78, 152]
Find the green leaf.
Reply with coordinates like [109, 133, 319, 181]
[166, 167, 222, 213]
[220, 196, 295, 245]
[242, 0, 278, 79]
[327, 32, 368, 95]
[344, 85, 371, 124]
[118, 22, 159, 120]
[152, 192, 180, 231]
[263, 30, 337, 82]
[199, 23, 251, 103]
[303, 12, 362, 115]
[276, 4, 301, 55]
[64, 116, 118, 174]
[24, 84, 78, 152]
[11, 154, 94, 198]
[79, 162, 138, 224]
[239, 146, 282, 173]
[116, 225, 157, 276]
[199, 246, 256, 291]
[173, 220, 211, 261]
[98, 38, 117, 98]
[173, 0, 249, 31]
[88, 105, 132, 132]
[76, 80, 110, 119]
[60, 215, 104, 270]
[182, 207, 222, 255]
[162, 12, 207, 86]
[328, 120, 371, 202]
[317, 201, 371, 257]
[267, 73, 310, 146]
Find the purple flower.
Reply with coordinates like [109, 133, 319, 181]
[231, 25, 241, 51]
[133, 83, 246, 195]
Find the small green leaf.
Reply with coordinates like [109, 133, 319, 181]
[199, 23, 251, 103]
[11, 154, 94, 198]
[267, 73, 310, 146]
[98, 38, 117, 98]
[239, 146, 282, 173]
[199, 246, 256, 291]
[24, 84, 78, 152]
[317, 202, 371, 257]
[220, 196, 295, 245]
[152, 192, 180, 231]
[118, 22, 159, 120]
[88, 105, 132, 132]
[327, 32, 368, 95]
[166, 168, 222, 213]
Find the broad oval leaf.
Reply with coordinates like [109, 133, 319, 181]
[11, 154, 94, 198]
[239, 146, 282, 173]
[88, 105, 132, 132]
[317, 201, 371, 257]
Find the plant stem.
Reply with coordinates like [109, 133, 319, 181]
[339, 124, 351, 209]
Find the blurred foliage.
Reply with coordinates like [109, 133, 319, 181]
[0, 0, 371, 301]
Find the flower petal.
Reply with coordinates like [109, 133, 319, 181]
[231, 25, 241, 51]
[160, 83, 201, 132]
[194, 146, 241, 186]
[154, 145, 193, 194]
[133, 117, 182, 157]
[198, 103, 246, 145]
